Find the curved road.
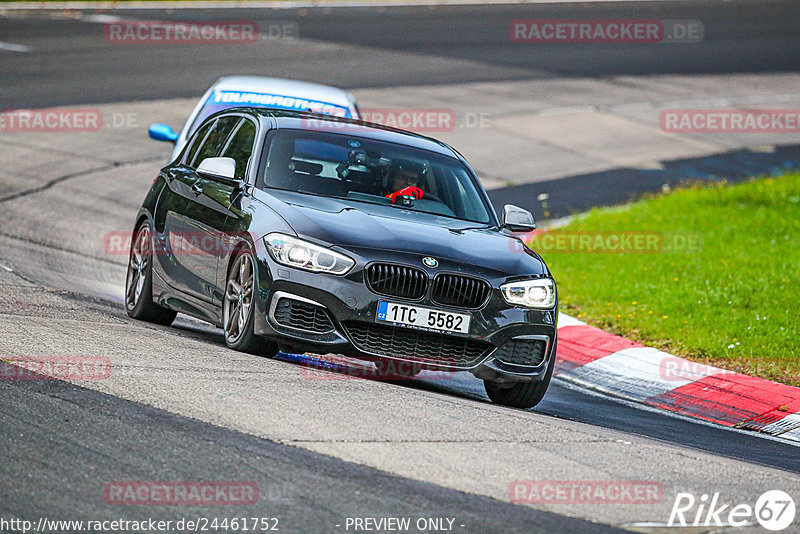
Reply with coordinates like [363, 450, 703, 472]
[1, 2, 799, 532]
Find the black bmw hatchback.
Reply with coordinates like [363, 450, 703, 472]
[127, 108, 558, 408]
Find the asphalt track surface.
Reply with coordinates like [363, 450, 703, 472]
[0, 0, 798, 108]
[1, 372, 624, 533]
[2, 2, 800, 532]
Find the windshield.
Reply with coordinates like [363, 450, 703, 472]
[189, 90, 353, 136]
[257, 129, 493, 224]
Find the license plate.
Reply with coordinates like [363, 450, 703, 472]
[376, 301, 470, 334]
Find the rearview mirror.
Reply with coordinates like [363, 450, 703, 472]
[502, 204, 536, 232]
[197, 157, 238, 184]
[148, 123, 178, 143]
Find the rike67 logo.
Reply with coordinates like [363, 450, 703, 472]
[669, 490, 796, 531]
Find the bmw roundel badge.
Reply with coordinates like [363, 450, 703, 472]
[422, 257, 438, 268]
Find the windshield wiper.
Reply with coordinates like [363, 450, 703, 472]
[449, 224, 493, 233]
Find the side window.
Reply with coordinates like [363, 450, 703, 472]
[183, 121, 214, 166]
[190, 116, 240, 168]
[221, 119, 257, 181]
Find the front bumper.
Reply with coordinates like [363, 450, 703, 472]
[251, 245, 558, 382]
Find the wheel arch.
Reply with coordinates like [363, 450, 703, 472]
[133, 212, 150, 233]
[225, 239, 257, 277]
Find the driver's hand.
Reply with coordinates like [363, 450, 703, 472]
[386, 186, 423, 203]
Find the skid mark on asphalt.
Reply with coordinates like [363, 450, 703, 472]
[0, 231, 125, 267]
[0, 137, 126, 164]
[0, 155, 163, 203]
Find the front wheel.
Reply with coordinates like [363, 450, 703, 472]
[125, 222, 177, 326]
[483, 340, 556, 409]
[223, 250, 278, 357]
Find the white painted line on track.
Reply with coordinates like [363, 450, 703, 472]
[80, 14, 124, 24]
[0, 41, 32, 53]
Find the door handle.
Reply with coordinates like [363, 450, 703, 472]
[192, 182, 202, 196]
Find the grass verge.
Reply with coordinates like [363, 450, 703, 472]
[525, 173, 799, 386]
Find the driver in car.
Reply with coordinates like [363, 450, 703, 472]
[385, 160, 425, 203]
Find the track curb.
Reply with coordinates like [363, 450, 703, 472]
[556, 312, 800, 442]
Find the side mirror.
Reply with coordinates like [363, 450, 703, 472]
[502, 204, 536, 232]
[148, 123, 178, 143]
[196, 157, 239, 184]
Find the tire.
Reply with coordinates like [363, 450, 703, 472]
[125, 222, 177, 326]
[223, 249, 278, 357]
[483, 340, 556, 409]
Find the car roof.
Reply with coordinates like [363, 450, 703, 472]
[240, 109, 461, 159]
[212, 76, 356, 108]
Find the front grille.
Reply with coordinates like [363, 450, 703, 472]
[273, 297, 335, 334]
[344, 321, 492, 368]
[365, 263, 428, 300]
[431, 274, 491, 309]
[492, 339, 547, 367]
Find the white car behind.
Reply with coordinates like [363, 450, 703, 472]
[149, 76, 360, 161]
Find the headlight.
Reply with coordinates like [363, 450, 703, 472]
[501, 278, 556, 309]
[264, 233, 354, 275]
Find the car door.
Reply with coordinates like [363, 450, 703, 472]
[151, 119, 215, 295]
[211, 117, 260, 303]
[180, 115, 248, 304]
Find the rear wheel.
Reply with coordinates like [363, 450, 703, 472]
[125, 222, 177, 326]
[223, 250, 278, 357]
[484, 340, 556, 409]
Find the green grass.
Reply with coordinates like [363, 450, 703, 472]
[529, 173, 800, 386]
